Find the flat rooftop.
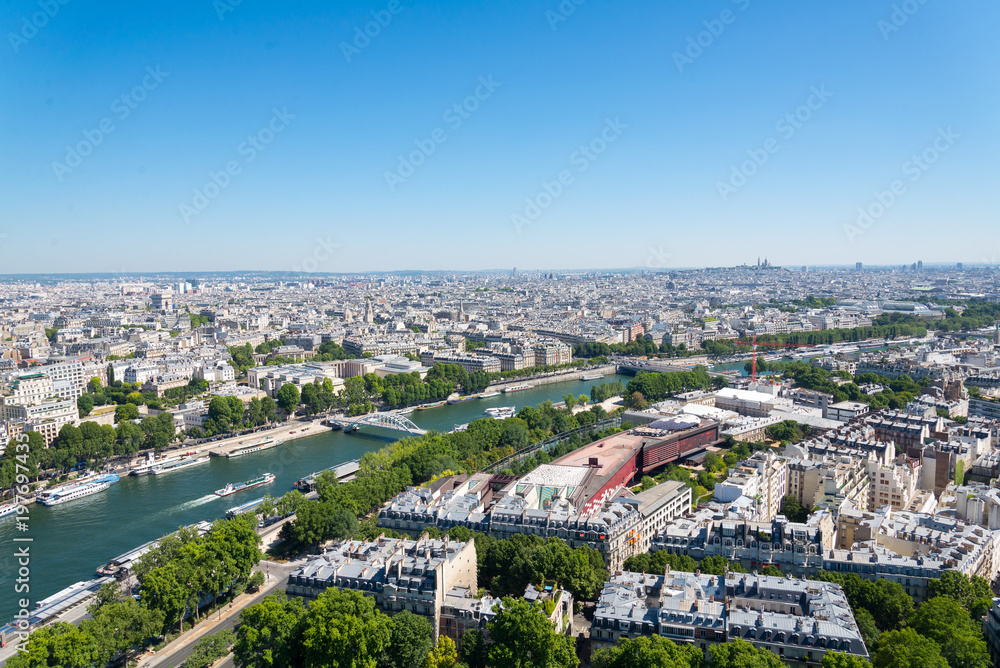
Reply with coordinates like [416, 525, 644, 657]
[518, 464, 590, 489]
[553, 432, 645, 471]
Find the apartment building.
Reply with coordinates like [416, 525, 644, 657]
[714, 388, 792, 418]
[833, 508, 1000, 600]
[420, 351, 502, 375]
[984, 599, 1000, 668]
[379, 474, 692, 572]
[824, 401, 870, 423]
[785, 455, 870, 514]
[591, 570, 867, 668]
[286, 536, 477, 637]
[0, 398, 79, 445]
[651, 510, 835, 575]
[865, 458, 921, 511]
[971, 396, 1000, 421]
[714, 451, 788, 522]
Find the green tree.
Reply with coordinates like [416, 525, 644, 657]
[854, 609, 881, 653]
[141, 561, 190, 632]
[115, 402, 140, 422]
[591, 635, 702, 668]
[909, 596, 991, 668]
[460, 629, 488, 668]
[80, 598, 164, 666]
[5, 623, 102, 668]
[761, 565, 783, 577]
[207, 514, 263, 582]
[872, 628, 949, 668]
[77, 394, 94, 417]
[208, 395, 233, 428]
[234, 592, 307, 668]
[384, 611, 434, 668]
[276, 383, 300, 415]
[248, 397, 265, 426]
[300, 589, 392, 668]
[486, 597, 579, 668]
[822, 653, 872, 668]
[709, 638, 784, 668]
[284, 499, 328, 547]
[780, 495, 810, 523]
[928, 571, 994, 621]
[326, 506, 360, 541]
[423, 635, 459, 668]
[498, 421, 530, 450]
[814, 572, 913, 632]
[185, 629, 235, 668]
[261, 396, 277, 423]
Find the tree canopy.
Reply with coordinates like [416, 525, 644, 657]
[592, 635, 702, 668]
[486, 597, 578, 668]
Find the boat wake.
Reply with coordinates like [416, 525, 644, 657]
[169, 494, 219, 513]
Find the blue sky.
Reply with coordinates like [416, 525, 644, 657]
[1, 0, 997, 274]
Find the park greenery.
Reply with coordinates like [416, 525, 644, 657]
[622, 551, 747, 576]
[33, 410, 177, 471]
[573, 339, 701, 359]
[183, 630, 235, 668]
[8, 516, 263, 668]
[227, 339, 351, 375]
[590, 379, 624, 403]
[811, 570, 993, 668]
[774, 360, 925, 409]
[936, 300, 1000, 332]
[445, 528, 607, 602]
[624, 367, 726, 407]
[234, 588, 570, 668]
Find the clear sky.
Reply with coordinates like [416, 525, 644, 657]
[2, 0, 997, 274]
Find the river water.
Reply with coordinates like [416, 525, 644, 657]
[0, 374, 631, 618]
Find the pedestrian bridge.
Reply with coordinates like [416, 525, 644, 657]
[327, 412, 426, 436]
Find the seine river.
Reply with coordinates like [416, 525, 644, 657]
[0, 374, 631, 619]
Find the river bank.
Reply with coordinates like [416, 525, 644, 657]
[487, 364, 617, 391]
[0, 373, 634, 622]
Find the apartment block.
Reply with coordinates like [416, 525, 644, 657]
[591, 570, 868, 668]
[286, 536, 477, 637]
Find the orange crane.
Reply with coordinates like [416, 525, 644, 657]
[730, 334, 816, 382]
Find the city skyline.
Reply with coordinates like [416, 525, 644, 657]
[0, 259, 991, 280]
[3, 1, 998, 273]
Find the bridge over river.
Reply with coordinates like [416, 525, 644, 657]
[325, 412, 427, 436]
